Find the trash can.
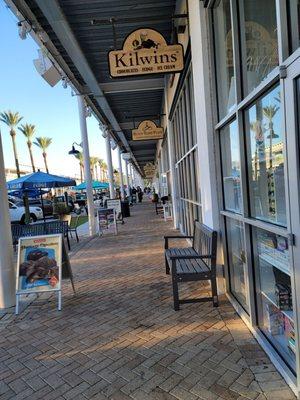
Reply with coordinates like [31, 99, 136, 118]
[121, 200, 130, 218]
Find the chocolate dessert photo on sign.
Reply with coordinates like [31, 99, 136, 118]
[108, 28, 184, 78]
[16, 234, 63, 314]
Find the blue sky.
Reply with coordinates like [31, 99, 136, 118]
[0, 1, 119, 179]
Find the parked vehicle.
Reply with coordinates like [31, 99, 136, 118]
[9, 201, 43, 224]
[8, 195, 21, 204]
[75, 194, 87, 208]
[55, 195, 75, 211]
[16, 199, 54, 217]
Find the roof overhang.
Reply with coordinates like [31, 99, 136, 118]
[6, 0, 178, 176]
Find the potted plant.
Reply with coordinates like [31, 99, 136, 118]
[53, 202, 71, 221]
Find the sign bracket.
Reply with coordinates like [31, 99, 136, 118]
[109, 17, 117, 50]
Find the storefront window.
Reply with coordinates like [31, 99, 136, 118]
[226, 218, 249, 312]
[220, 120, 241, 213]
[239, 0, 278, 96]
[172, 69, 200, 235]
[253, 227, 295, 371]
[287, 0, 300, 54]
[213, 0, 235, 119]
[245, 85, 286, 227]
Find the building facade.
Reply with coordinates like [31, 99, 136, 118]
[155, 0, 300, 395]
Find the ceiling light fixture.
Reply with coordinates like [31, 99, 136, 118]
[18, 20, 31, 40]
[62, 77, 68, 89]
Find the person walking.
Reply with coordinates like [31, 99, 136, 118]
[137, 186, 143, 203]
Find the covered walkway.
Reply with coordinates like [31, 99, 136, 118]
[0, 202, 295, 400]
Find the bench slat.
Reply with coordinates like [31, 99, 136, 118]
[166, 247, 210, 274]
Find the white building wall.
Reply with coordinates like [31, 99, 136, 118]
[188, 0, 219, 230]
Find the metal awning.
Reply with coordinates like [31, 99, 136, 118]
[9, 0, 177, 174]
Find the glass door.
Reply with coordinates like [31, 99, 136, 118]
[283, 56, 300, 384]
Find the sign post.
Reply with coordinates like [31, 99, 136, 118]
[98, 208, 118, 236]
[16, 234, 62, 314]
[106, 199, 124, 224]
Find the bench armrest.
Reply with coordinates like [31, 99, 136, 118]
[164, 235, 193, 249]
[169, 254, 212, 260]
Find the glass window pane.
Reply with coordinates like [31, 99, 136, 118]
[246, 85, 286, 226]
[253, 227, 295, 371]
[213, 0, 236, 119]
[226, 218, 249, 312]
[220, 120, 242, 213]
[189, 73, 197, 146]
[287, 0, 300, 54]
[239, 0, 278, 96]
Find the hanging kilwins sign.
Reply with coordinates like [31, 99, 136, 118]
[132, 120, 164, 141]
[143, 162, 156, 178]
[108, 28, 184, 78]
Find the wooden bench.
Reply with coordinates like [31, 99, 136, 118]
[164, 221, 218, 311]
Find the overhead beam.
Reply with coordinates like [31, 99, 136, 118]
[99, 78, 164, 94]
[119, 120, 160, 130]
[34, 0, 142, 174]
[132, 149, 156, 156]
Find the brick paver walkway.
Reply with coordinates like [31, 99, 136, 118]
[0, 202, 296, 400]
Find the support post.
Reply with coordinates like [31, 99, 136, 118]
[77, 95, 95, 236]
[105, 132, 115, 198]
[0, 132, 16, 309]
[117, 147, 125, 199]
[125, 160, 130, 195]
[164, 80, 179, 229]
[129, 163, 134, 187]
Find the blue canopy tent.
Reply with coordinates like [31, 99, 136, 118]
[74, 181, 109, 190]
[7, 171, 76, 221]
[7, 171, 76, 190]
[8, 188, 50, 199]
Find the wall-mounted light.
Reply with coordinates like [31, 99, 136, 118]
[85, 105, 92, 118]
[68, 142, 82, 155]
[101, 127, 109, 139]
[110, 139, 117, 150]
[62, 77, 68, 89]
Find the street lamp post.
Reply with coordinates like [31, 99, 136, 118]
[77, 95, 95, 236]
[104, 130, 115, 199]
[117, 147, 125, 199]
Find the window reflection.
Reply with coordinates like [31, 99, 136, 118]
[246, 86, 286, 226]
[240, 0, 278, 96]
[226, 218, 249, 312]
[220, 120, 241, 213]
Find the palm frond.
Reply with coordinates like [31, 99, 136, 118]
[18, 123, 36, 140]
[263, 105, 279, 120]
[0, 111, 23, 128]
[75, 151, 84, 162]
[89, 156, 98, 167]
[34, 136, 52, 150]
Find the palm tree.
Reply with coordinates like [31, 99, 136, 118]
[75, 151, 84, 182]
[263, 105, 279, 170]
[34, 137, 52, 173]
[89, 157, 98, 180]
[0, 111, 23, 177]
[250, 120, 264, 180]
[98, 158, 105, 181]
[102, 161, 108, 182]
[18, 123, 36, 172]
